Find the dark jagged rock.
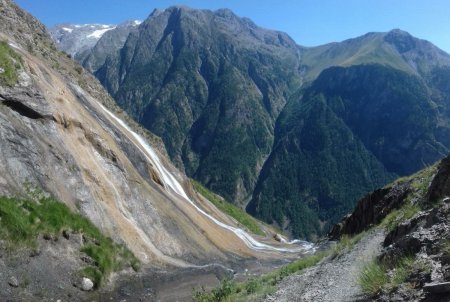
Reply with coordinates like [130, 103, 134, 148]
[329, 185, 409, 239]
[423, 282, 450, 294]
[427, 154, 450, 203]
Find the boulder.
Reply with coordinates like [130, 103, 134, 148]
[274, 234, 283, 242]
[423, 282, 450, 293]
[8, 276, 19, 287]
[81, 277, 94, 291]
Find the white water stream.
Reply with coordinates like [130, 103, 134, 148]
[95, 101, 314, 254]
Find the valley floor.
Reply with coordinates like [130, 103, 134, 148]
[98, 257, 293, 302]
[266, 230, 385, 302]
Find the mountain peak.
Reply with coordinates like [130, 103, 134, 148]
[388, 28, 411, 36]
[384, 28, 416, 53]
[215, 8, 237, 18]
[165, 5, 193, 13]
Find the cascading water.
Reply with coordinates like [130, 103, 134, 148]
[95, 100, 314, 254]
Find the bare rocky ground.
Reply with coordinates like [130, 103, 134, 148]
[0, 234, 286, 302]
[266, 230, 385, 302]
[0, 234, 91, 302]
[0, 230, 292, 302]
[98, 257, 293, 302]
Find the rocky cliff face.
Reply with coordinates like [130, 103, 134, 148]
[79, 20, 141, 73]
[1, 0, 305, 279]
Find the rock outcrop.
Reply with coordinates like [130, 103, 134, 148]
[329, 186, 409, 239]
[427, 154, 450, 203]
[329, 154, 450, 301]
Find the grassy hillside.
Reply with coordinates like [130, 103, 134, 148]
[300, 33, 414, 82]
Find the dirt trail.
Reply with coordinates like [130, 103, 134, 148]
[266, 230, 385, 302]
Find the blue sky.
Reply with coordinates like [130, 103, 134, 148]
[15, 0, 450, 53]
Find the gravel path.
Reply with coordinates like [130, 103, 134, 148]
[266, 230, 385, 302]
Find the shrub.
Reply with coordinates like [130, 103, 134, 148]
[193, 278, 236, 302]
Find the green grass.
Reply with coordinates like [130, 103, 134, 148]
[331, 232, 366, 258]
[378, 164, 437, 232]
[0, 195, 139, 288]
[0, 41, 22, 86]
[442, 240, 450, 255]
[358, 256, 431, 298]
[380, 202, 421, 232]
[391, 163, 437, 191]
[390, 257, 415, 289]
[191, 180, 264, 236]
[358, 259, 388, 297]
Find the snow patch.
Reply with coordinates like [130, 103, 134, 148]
[62, 27, 73, 33]
[87, 27, 115, 39]
[133, 20, 142, 26]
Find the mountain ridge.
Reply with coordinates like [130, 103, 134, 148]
[0, 2, 307, 295]
[51, 5, 450, 239]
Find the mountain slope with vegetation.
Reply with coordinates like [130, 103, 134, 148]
[1, 1, 306, 300]
[92, 6, 304, 204]
[248, 62, 450, 238]
[195, 154, 450, 301]
[57, 6, 450, 238]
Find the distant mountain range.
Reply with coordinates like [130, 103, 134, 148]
[50, 20, 141, 70]
[51, 6, 450, 239]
